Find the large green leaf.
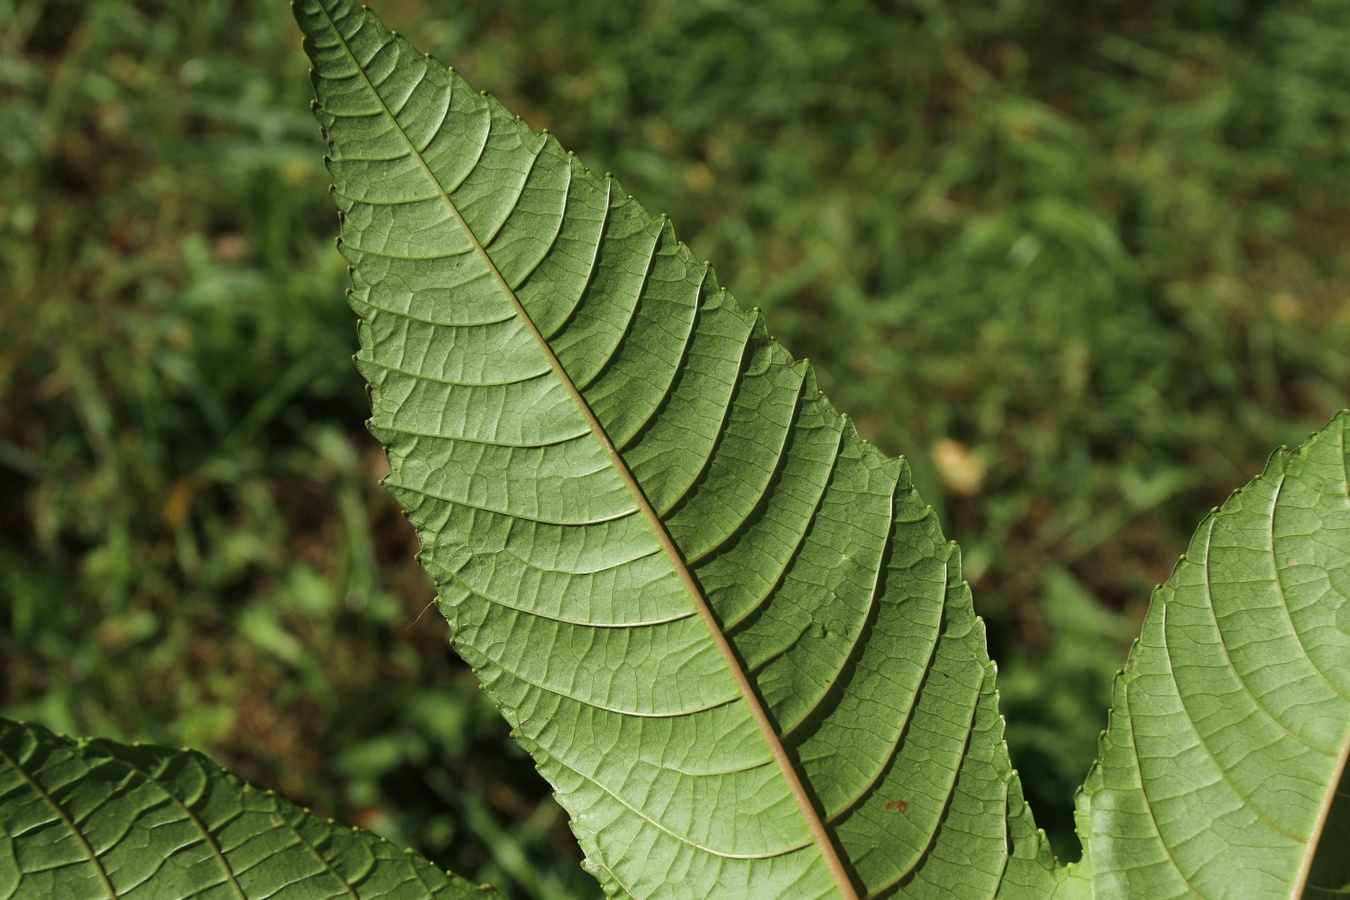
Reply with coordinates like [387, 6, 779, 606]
[0, 717, 500, 899]
[296, 0, 1057, 895]
[295, 0, 1350, 895]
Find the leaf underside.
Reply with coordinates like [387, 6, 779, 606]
[0, 717, 500, 899]
[1078, 415, 1350, 899]
[297, 0, 1057, 895]
[296, 0, 1350, 896]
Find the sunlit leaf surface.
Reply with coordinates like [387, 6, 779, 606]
[1078, 415, 1350, 899]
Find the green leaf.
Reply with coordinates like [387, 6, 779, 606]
[1077, 415, 1350, 898]
[0, 717, 501, 899]
[296, 1, 1058, 895]
[294, 0, 1350, 895]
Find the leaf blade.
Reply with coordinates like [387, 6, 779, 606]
[1078, 411, 1350, 898]
[0, 717, 501, 899]
[297, 0, 1058, 895]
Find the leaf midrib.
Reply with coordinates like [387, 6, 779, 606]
[314, 3, 857, 894]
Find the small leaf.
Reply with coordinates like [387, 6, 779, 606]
[0, 717, 501, 899]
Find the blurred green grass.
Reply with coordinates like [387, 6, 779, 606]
[2, 0, 1348, 895]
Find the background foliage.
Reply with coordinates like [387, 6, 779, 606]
[2, 0, 1348, 896]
